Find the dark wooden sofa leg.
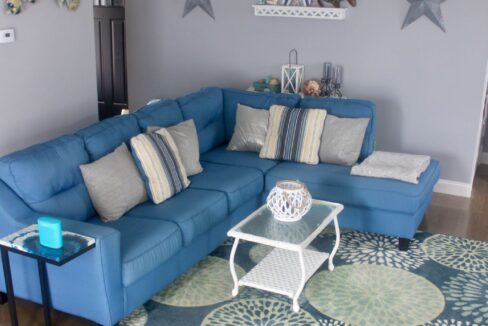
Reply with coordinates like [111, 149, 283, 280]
[398, 238, 411, 251]
[0, 292, 7, 305]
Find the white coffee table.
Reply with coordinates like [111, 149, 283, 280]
[227, 199, 343, 312]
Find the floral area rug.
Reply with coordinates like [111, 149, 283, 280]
[118, 229, 488, 326]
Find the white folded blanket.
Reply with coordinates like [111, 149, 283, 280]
[351, 151, 431, 184]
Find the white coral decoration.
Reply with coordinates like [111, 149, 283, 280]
[118, 306, 148, 326]
[422, 234, 488, 273]
[426, 320, 479, 326]
[443, 273, 488, 325]
[202, 299, 319, 326]
[267, 180, 312, 222]
[337, 232, 428, 271]
[318, 319, 349, 326]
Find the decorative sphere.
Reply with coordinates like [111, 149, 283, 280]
[303, 80, 322, 97]
[269, 78, 280, 86]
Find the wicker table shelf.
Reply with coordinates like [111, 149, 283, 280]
[239, 248, 329, 298]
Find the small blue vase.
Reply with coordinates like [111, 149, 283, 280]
[38, 217, 63, 249]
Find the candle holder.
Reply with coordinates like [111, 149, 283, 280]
[330, 82, 343, 98]
[321, 63, 333, 97]
[320, 78, 332, 97]
[321, 63, 344, 98]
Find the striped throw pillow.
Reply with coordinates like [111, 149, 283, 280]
[260, 105, 327, 165]
[130, 128, 190, 204]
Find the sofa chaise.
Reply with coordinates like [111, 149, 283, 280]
[0, 87, 440, 325]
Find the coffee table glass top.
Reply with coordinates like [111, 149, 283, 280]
[0, 225, 96, 266]
[228, 200, 343, 248]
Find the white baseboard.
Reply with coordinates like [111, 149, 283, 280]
[480, 152, 488, 165]
[434, 179, 472, 198]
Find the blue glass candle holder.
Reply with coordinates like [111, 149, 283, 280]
[37, 217, 63, 249]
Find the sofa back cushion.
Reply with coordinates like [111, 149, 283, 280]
[222, 88, 301, 141]
[0, 135, 95, 221]
[177, 87, 225, 154]
[299, 97, 376, 161]
[133, 99, 184, 132]
[77, 114, 141, 161]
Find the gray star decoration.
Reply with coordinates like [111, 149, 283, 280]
[183, 0, 215, 19]
[402, 0, 446, 32]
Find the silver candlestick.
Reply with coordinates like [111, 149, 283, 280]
[321, 62, 333, 97]
[330, 65, 343, 98]
[321, 63, 344, 98]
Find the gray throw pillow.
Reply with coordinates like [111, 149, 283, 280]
[319, 115, 370, 166]
[80, 143, 147, 222]
[147, 119, 203, 176]
[227, 104, 270, 153]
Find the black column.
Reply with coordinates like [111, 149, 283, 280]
[1, 248, 18, 326]
[398, 238, 411, 251]
[0, 292, 7, 305]
[37, 260, 52, 326]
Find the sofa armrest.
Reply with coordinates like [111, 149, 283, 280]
[0, 180, 40, 236]
[49, 218, 125, 326]
[0, 180, 124, 325]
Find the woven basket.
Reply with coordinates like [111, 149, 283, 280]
[267, 180, 312, 222]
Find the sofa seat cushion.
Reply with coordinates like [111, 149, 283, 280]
[189, 162, 264, 212]
[90, 216, 182, 287]
[265, 160, 440, 214]
[126, 189, 228, 246]
[201, 146, 279, 173]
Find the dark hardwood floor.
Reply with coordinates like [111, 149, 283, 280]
[1, 165, 487, 325]
[421, 164, 488, 242]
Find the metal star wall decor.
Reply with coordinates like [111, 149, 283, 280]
[183, 0, 215, 19]
[402, 0, 447, 32]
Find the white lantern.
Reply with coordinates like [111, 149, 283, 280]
[281, 49, 305, 94]
[267, 180, 312, 223]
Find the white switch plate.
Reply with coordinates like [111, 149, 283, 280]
[0, 29, 15, 44]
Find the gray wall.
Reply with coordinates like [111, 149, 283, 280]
[0, 1, 98, 156]
[126, 0, 488, 184]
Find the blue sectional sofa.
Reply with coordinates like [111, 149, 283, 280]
[0, 87, 440, 325]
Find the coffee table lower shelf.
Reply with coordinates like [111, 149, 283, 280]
[235, 248, 329, 311]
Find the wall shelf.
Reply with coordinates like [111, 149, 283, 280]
[253, 5, 346, 20]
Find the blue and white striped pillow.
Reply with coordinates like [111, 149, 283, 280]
[260, 105, 327, 165]
[130, 129, 190, 204]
